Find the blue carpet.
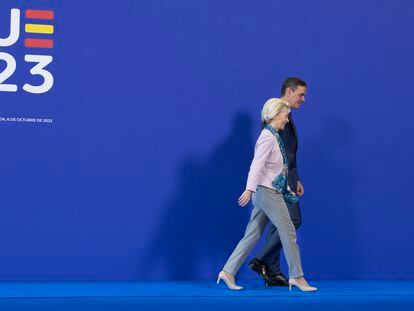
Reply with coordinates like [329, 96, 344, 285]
[0, 280, 412, 310]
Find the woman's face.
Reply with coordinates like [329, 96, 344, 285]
[273, 108, 289, 130]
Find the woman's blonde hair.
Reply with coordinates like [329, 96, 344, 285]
[261, 98, 290, 125]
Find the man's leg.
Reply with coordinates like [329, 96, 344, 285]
[254, 201, 302, 274]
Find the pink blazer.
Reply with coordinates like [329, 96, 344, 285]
[246, 129, 284, 192]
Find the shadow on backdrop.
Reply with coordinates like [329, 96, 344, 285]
[139, 112, 255, 279]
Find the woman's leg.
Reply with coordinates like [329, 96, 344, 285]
[223, 204, 269, 275]
[257, 186, 304, 279]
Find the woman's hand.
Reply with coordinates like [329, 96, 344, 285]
[238, 190, 252, 207]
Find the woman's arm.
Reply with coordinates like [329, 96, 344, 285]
[245, 131, 275, 193]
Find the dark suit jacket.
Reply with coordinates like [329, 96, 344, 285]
[279, 113, 300, 192]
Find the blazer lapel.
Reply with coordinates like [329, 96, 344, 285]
[288, 113, 299, 147]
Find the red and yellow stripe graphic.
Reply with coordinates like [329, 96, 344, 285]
[24, 9, 55, 49]
[25, 9, 54, 20]
[24, 39, 54, 49]
[25, 24, 54, 34]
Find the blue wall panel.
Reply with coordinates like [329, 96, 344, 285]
[0, 0, 413, 280]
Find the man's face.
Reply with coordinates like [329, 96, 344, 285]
[286, 86, 306, 109]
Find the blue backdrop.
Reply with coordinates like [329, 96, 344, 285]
[0, 0, 413, 280]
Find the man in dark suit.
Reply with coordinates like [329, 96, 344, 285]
[249, 77, 307, 286]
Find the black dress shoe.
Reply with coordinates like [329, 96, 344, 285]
[248, 258, 267, 276]
[264, 273, 289, 287]
[248, 258, 289, 287]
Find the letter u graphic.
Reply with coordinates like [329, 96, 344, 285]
[0, 9, 20, 47]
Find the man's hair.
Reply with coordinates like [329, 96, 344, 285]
[281, 77, 307, 96]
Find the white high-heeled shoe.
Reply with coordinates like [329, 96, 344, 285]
[289, 278, 318, 292]
[217, 271, 243, 290]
